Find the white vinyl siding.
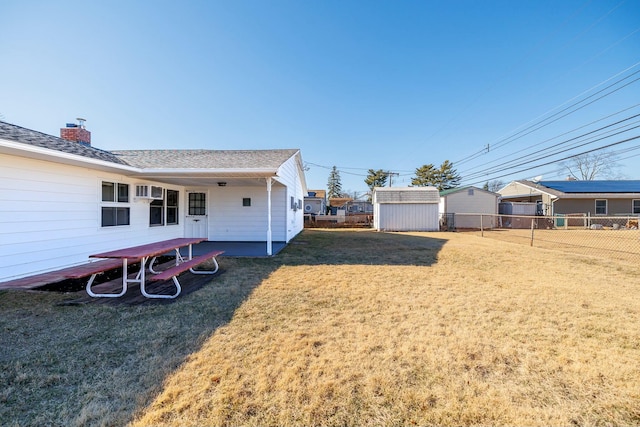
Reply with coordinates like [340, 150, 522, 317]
[208, 185, 287, 241]
[0, 155, 184, 281]
[275, 152, 305, 242]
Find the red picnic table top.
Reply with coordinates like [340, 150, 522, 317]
[89, 238, 207, 260]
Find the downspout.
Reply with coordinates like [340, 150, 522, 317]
[266, 177, 273, 256]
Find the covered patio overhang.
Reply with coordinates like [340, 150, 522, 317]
[499, 193, 545, 202]
[130, 169, 284, 256]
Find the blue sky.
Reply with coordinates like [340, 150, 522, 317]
[2, 0, 639, 195]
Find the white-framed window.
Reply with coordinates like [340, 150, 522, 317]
[595, 199, 607, 215]
[166, 190, 179, 225]
[101, 181, 130, 227]
[188, 192, 206, 215]
[632, 199, 640, 215]
[150, 189, 179, 226]
[150, 197, 164, 226]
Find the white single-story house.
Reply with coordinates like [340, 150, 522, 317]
[0, 120, 307, 282]
[439, 186, 500, 229]
[373, 186, 440, 231]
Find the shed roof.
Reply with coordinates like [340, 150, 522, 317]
[374, 186, 439, 204]
[439, 186, 499, 197]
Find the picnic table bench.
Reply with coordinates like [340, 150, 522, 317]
[62, 258, 136, 296]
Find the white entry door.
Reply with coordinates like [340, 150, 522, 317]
[185, 191, 208, 239]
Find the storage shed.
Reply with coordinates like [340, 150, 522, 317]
[439, 186, 499, 229]
[373, 187, 439, 231]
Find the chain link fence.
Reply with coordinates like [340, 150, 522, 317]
[443, 213, 640, 264]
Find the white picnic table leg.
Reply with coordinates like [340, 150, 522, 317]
[140, 255, 181, 299]
[148, 256, 161, 274]
[85, 258, 128, 298]
[189, 254, 220, 275]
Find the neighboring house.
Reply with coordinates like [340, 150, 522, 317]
[499, 180, 640, 216]
[328, 196, 352, 214]
[0, 120, 306, 282]
[373, 187, 439, 231]
[439, 186, 499, 229]
[344, 200, 373, 214]
[303, 190, 327, 215]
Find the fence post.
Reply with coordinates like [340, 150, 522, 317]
[530, 218, 535, 246]
[481, 214, 484, 237]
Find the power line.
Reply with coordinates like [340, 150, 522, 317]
[461, 135, 640, 187]
[463, 124, 640, 182]
[454, 61, 640, 167]
[460, 113, 640, 180]
[459, 104, 640, 175]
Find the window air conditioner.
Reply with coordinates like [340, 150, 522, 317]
[135, 185, 164, 200]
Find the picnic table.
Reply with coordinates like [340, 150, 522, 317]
[87, 238, 223, 299]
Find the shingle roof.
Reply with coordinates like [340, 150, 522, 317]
[111, 149, 299, 169]
[0, 121, 128, 165]
[539, 180, 640, 194]
[1, 121, 300, 171]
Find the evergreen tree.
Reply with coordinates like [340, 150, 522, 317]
[411, 164, 438, 187]
[437, 160, 461, 190]
[327, 166, 342, 199]
[411, 160, 461, 191]
[365, 169, 388, 191]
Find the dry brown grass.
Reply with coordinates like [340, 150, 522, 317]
[2, 229, 639, 426]
[131, 230, 640, 426]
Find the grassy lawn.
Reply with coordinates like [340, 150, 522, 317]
[1, 229, 639, 426]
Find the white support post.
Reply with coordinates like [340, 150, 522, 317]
[266, 177, 273, 256]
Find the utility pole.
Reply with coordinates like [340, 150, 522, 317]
[387, 171, 400, 187]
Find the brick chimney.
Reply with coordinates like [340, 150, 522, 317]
[60, 118, 91, 146]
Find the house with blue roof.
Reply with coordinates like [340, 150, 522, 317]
[0, 120, 307, 283]
[499, 180, 640, 217]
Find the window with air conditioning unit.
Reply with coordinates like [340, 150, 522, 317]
[135, 184, 164, 200]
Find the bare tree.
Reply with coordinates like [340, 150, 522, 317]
[562, 151, 623, 180]
[483, 179, 505, 192]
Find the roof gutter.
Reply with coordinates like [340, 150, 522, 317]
[130, 168, 279, 178]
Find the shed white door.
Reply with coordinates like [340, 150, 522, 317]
[186, 191, 208, 239]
